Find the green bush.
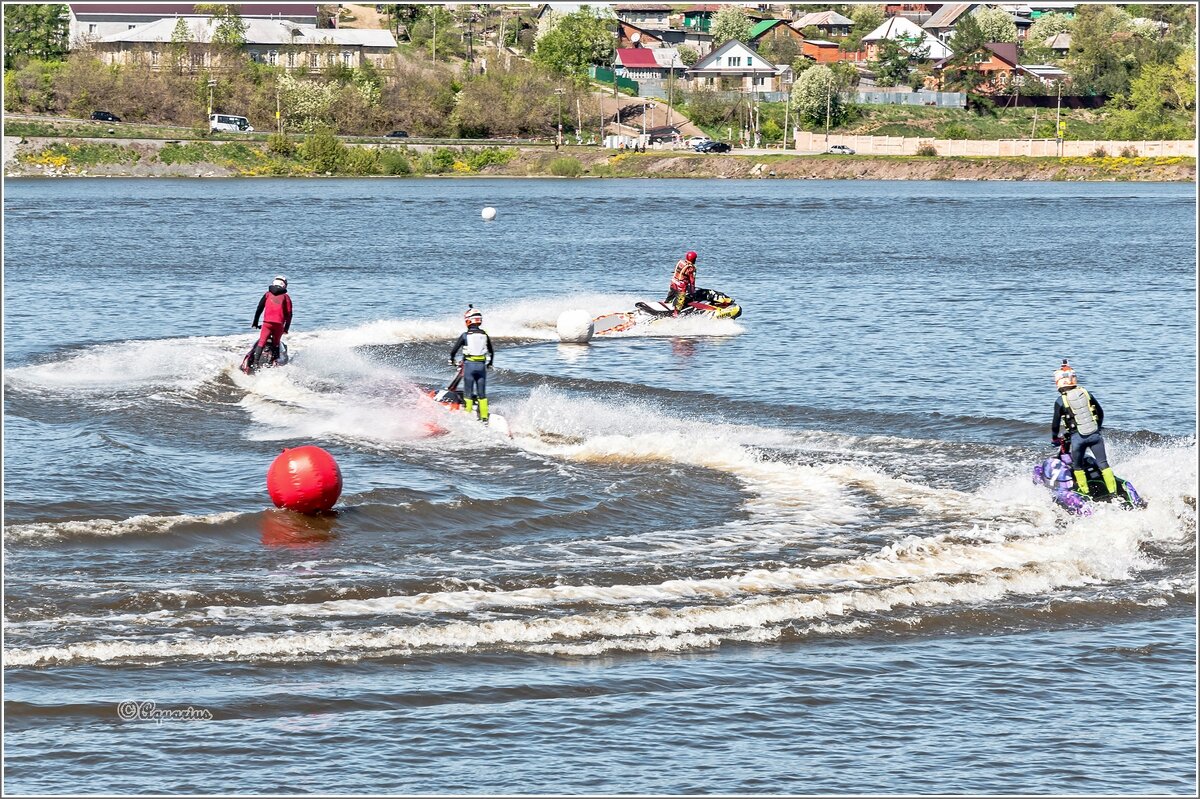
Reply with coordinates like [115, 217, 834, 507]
[462, 146, 515, 170]
[380, 148, 411, 175]
[417, 147, 457, 174]
[343, 146, 380, 175]
[267, 132, 295, 157]
[548, 156, 582, 177]
[301, 128, 347, 173]
[939, 122, 971, 139]
[916, 142, 937, 156]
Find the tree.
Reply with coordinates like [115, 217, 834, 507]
[408, 5, 462, 61]
[844, 4, 884, 51]
[195, 4, 248, 48]
[973, 6, 1018, 43]
[757, 33, 799, 67]
[1103, 45, 1196, 139]
[940, 13, 989, 98]
[168, 17, 193, 73]
[791, 64, 847, 128]
[1067, 4, 1135, 95]
[677, 44, 699, 67]
[711, 5, 752, 47]
[1027, 11, 1072, 46]
[3, 3, 68, 70]
[532, 7, 615, 81]
[872, 35, 928, 87]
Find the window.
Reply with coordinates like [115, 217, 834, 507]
[341, 50, 352, 66]
[728, 56, 741, 67]
[309, 51, 319, 68]
[288, 51, 296, 68]
[754, 76, 764, 86]
[268, 50, 278, 65]
[151, 50, 159, 66]
[249, 50, 261, 63]
[88, 23, 97, 33]
[128, 24, 136, 29]
[747, 57, 753, 66]
[191, 52, 205, 68]
[326, 52, 337, 66]
[972, 51, 988, 63]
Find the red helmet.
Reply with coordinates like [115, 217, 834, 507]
[464, 307, 483, 327]
[685, 251, 697, 262]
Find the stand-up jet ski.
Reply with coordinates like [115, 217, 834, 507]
[240, 341, 289, 375]
[426, 363, 510, 437]
[1032, 439, 1147, 516]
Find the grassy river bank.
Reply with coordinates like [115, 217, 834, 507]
[4, 136, 1194, 182]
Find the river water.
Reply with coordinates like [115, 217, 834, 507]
[3, 177, 1196, 794]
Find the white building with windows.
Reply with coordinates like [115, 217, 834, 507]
[686, 39, 786, 93]
[68, 3, 319, 48]
[92, 16, 397, 72]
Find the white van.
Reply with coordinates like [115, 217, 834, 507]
[210, 114, 253, 133]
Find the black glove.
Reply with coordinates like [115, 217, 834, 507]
[1051, 436, 1063, 447]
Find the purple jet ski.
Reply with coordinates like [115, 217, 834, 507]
[1032, 439, 1147, 516]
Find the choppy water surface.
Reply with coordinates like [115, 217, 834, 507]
[3, 178, 1196, 794]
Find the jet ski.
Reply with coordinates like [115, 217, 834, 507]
[1032, 439, 1147, 516]
[594, 290, 743, 335]
[240, 341, 288, 375]
[425, 364, 511, 437]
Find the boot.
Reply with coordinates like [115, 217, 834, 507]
[1073, 469, 1090, 495]
[242, 345, 262, 374]
[1101, 467, 1118, 495]
[464, 398, 475, 416]
[478, 398, 489, 424]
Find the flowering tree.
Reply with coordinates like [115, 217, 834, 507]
[711, 5, 752, 47]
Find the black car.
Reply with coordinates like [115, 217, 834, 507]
[91, 111, 120, 122]
[385, 130, 409, 138]
[697, 141, 732, 154]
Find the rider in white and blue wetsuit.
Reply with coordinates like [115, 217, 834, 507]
[449, 307, 494, 423]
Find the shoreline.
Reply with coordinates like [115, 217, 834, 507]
[4, 136, 1194, 182]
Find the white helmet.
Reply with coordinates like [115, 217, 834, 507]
[1054, 359, 1077, 390]
[464, 307, 482, 327]
[272, 275, 288, 288]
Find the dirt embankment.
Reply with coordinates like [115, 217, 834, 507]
[5, 136, 1193, 182]
[491, 149, 1196, 182]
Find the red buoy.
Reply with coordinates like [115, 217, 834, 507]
[266, 446, 343, 513]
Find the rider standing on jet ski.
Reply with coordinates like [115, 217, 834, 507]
[248, 275, 292, 368]
[1050, 359, 1117, 497]
[450, 307, 494, 424]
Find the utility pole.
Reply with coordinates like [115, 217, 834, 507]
[782, 76, 791, 151]
[207, 77, 216, 121]
[432, 10, 436, 64]
[276, 77, 283, 135]
[1055, 79, 1063, 157]
[555, 87, 565, 147]
[576, 96, 582, 144]
[667, 54, 675, 128]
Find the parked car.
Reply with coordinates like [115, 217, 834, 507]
[828, 144, 855, 155]
[91, 111, 120, 122]
[385, 130, 409, 138]
[686, 136, 711, 149]
[210, 114, 253, 133]
[696, 141, 732, 154]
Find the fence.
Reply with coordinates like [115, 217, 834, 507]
[791, 130, 1197, 157]
[855, 90, 966, 108]
[589, 66, 640, 95]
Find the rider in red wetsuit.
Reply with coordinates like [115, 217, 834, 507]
[666, 251, 698, 313]
[246, 275, 292, 370]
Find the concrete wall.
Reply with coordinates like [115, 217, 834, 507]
[792, 131, 1197, 157]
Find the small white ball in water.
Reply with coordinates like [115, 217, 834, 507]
[557, 309, 594, 344]
[481, 207, 497, 221]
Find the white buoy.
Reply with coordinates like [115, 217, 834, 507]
[481, 206, 497, 221]
[556, 309, 594, 344]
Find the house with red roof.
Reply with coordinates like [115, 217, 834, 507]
[615, 48, 686, 82]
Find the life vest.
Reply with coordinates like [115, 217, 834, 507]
[262, 291, 288, 325]
[464, 328, 490, 361]
[1062, 387, 1099, 435]
[670, 259, 695, 293]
